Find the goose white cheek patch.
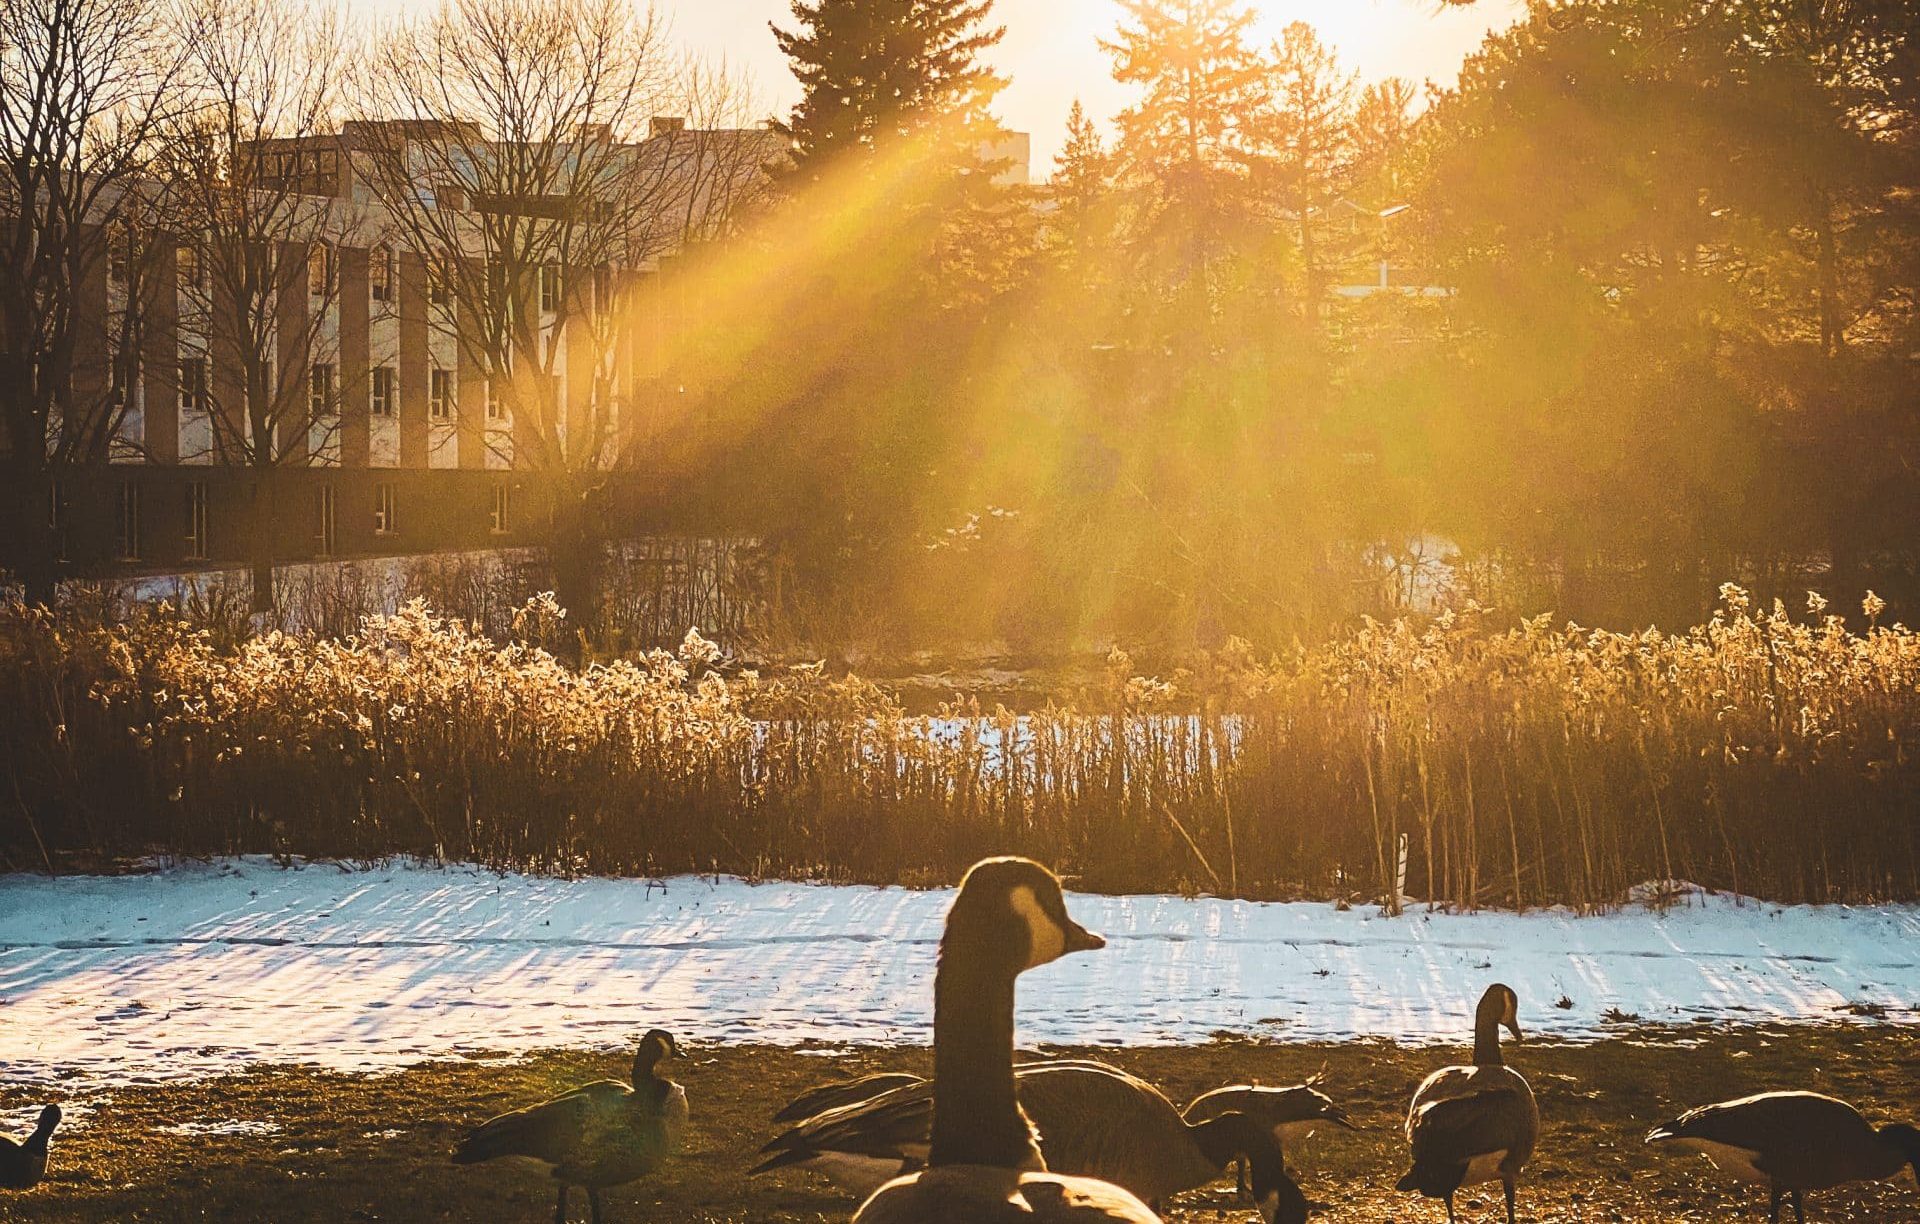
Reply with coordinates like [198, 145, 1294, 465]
[1008, 885, 1065, 968]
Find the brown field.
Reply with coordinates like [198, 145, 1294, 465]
[3, 1027, 1919, 1223]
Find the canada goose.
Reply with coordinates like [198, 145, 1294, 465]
[1397, 983, 1538, 1224]
[1183, 1077, 1358, 1148]
[1184, 1076, 1359, 1193]
[849, 855, 1161, 1223]
[453, 1029, 687, 1223]
[758, 1058, 1308, 1219]
[1645, 1091, 1920, 1222]
[0, 1104, 60, 1191]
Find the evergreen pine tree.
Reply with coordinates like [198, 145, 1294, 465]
[1047, 100, 1118, 294]
[1100, 0, 1267, 321]
[1252, 21, 1358, 310]
[772, 0, 1006, 184]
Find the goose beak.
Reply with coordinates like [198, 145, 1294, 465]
[1063, 920, 1106, 954]
[1505, 1019, 1524, 1043]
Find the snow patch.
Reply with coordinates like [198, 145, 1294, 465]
[2, 859, 1918, 1091]
[158, 1119, 282, 1138]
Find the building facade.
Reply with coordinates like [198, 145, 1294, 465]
[25, 118, 779, 582]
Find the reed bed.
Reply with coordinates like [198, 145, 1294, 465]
[3, 585, 1917, 908]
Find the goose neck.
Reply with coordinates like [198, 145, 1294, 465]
[1189, 1113, 1248, 1171]
[1472, 1015, 1505, 1067]
[928, 944, 1031, 1169]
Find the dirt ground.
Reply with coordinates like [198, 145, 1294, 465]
[2, 1025, 1918, 1223]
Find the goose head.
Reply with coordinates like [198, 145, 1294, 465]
[1252, 1159, 1312, 1224]
[1479, 983, 1522, 1043]
[632, 1029, 679, 1082]
[945, 857, 1105, 975]
[36, 1104, 61, 1135]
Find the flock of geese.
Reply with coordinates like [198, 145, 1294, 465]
[5, 855, 1919, 1222]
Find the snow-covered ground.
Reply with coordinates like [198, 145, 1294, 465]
[2, 859, 1917, 1091]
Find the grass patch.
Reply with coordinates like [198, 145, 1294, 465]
[4, 1027, 1920, 1221]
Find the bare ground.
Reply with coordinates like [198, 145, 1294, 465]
[2, 1026, 1918, 1222]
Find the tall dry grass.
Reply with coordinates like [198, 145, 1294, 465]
[2, 585, 1916, 906]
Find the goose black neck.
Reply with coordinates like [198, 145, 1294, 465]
[1472, 1013, 1505, 1067]
[1881, 1123, 1920, 1172]
[26, 1114, 57, 1154]
[1190, 1113, 1257, 1172]
[928, 939, 1032, 1169]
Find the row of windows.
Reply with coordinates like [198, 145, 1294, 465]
[154, 243, 583, 317]
[166, 358, 509, 423]
[112, 480, 514, 562]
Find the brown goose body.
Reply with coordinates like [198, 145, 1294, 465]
[1397, 984, 1538, 1224]
[1646, 1091, 1920, 1221]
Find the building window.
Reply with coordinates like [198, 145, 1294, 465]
[540, 264, 561, 313]
[183, 480, 209, 560]
[486, 375, 507, 422]
[308, 242, 333, 297]
[115, 350, 140, 402]
[490, 483, 511, 534]
[369, 365, 395, 417]
[428, 263, 452, 306]
[117, 481, 141, 561]
[370, 245, 393, 303]
[429, 368, 453, 420]
[373, 482, 396, 535]
[109, 242, 130, 287]
[178, 357, 209, 414]
[316, 483, 338, 556]
[178, 244, 205, 292]
[310, 362, 335, 417]
[593, 263, 613, 310]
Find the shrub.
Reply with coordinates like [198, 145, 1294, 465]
[2, 587, 1917, 907]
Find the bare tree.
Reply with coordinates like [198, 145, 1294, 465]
[0, 0, 180, 602]
[354, 0, 772, 629]
[156, 0, 354, 613]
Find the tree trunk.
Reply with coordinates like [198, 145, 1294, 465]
[549, 485, 607, 658]
[249, 472, 277, 616]
[7, 463, 60, 607]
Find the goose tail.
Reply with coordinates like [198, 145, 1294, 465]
[748, 1147, 816, 1177]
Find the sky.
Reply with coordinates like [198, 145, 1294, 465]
[354, 0, 1529, 175]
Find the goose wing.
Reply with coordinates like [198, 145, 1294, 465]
[854, 1166, 1159, 1223]
[754, 1079, 936, 1175]
[453, 1080, 630, 1167]
[774, 1072, 926, 1123]
[1014, 1064, 1213, 1203]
